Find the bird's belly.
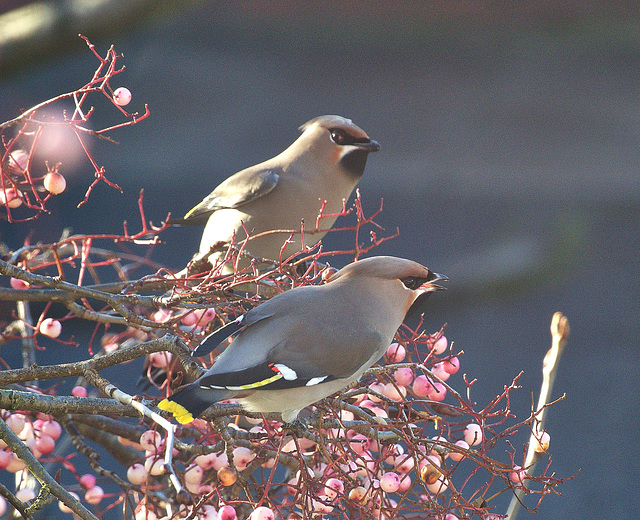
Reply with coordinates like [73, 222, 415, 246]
[239, 376, 357, 420]
[199, 186, 347, 263]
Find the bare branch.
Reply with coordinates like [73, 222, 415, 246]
[506, 312, 570, 519]
[0, 417, 98, 520]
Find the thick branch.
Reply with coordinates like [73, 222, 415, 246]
[0, 417, 98, 520]
[0, 334, 201, 387]
[0, 390, 141, 418]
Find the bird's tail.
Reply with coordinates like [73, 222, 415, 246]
[157, 383, 233, 424]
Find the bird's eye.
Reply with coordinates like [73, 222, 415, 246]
[330, 129, 347, 145]
[401, 277, 423, 290]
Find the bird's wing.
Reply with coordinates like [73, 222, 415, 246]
[191, 307, 273, 357]
[197, 314, 385, 393]
[175, 167, 280, 225]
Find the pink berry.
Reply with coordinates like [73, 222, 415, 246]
[181, 311, 198, 326]
[36, 435, 55, 455]
[359, 398, 376, 410]
[6, 453, 26, 472]
[148, 351, 172, 369]
[218, 505, 237, 520]
[0, 450, 11, 470]
[510, 465, 526, 484]
[348, 486, 367, 502]
[393, 367, 414, 387]
[426, 475, 448, 495]
[448, 440, 469, 462]
[383, 443, 404, 465]
[352, 451, 376, 477]
[199, 505, 218, 520]
[431, 362, 450, 381]
[127, 463, 148, 485]
[310, 498, 333, 514]
[442, 356, 460, 374]
[349, 434, 370, 454]
[19, 419, 34, 441]
[139, 430, 162, 451]
[43, 172, 66, 194]
[412, 375, 432, 397]
[212, 451, 229, 471]
[85, 485, 104, 505]
[398, 473, 412, 492]
[232, 446, 256, 471]
[184, 464, 203, 484]
[198, 484, 214, 495]
[369, 406, 388, 418]
[379, 471, 401, 493]
[427, 381, 447, 401]
[6, 414, 26, 434]
[194, 307, 216, 325]
[339, 409, 354, 421]
[41, 420, 62, 440]
[25, 438, 42, 458]
[58, 492, 79, 513]
[382, 382, 406, 401]
[249, 506, 274, 520]
[430, 334, 448, 355]
[39, 318, 62, 338]
[367, 382, 385, 402]
[262, 457, 276, 469]
[286, 477, 299, 496]
[0, 496, 5, 516]
[72, 386, 88, 398]
[532, 430, 551, 453]
[0, 187, 22, 208]
[394, 454, 415, 473]
[324, 477, 344, 500]
[8, 149, 29, 171]
[78, 473, 96, 489]
[10, 278, 29, 290]
[195, 452, 218, 470]
[145, 456, 166, 476]
[386, 342, 406, 363]
[113, 87, 132, 106]
[464, 423, 483, 446]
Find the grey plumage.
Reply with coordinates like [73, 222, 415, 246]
[159, 256, 446, 424]
[174, 115, 380, 270]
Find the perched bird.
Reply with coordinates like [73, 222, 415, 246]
[158, 256, 446, 424]
[172, 115, 380, 270]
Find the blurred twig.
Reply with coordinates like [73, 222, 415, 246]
[507, 312, 570, 519]
[0, 0, 200, 76]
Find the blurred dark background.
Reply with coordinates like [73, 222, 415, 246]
[1, 2, 639, 518]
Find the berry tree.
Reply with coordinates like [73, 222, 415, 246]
[0, 38, 569, 520]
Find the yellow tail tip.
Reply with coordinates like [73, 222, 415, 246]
[158, 398, 195, 424]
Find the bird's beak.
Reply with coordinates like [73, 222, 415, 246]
[353, 139, 381, 152]
[421, 272, 448, 292]
[404, 273, 448, 322]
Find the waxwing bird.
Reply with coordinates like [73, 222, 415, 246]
[158, 256, 446, 424]
[172, 116, 380, 270]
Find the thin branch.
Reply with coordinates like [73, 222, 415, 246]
[506, 312, 570, 520]
[0, 334, 198, 387]
[0, 417, 98, 520]
[82, 369, 185, 496]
